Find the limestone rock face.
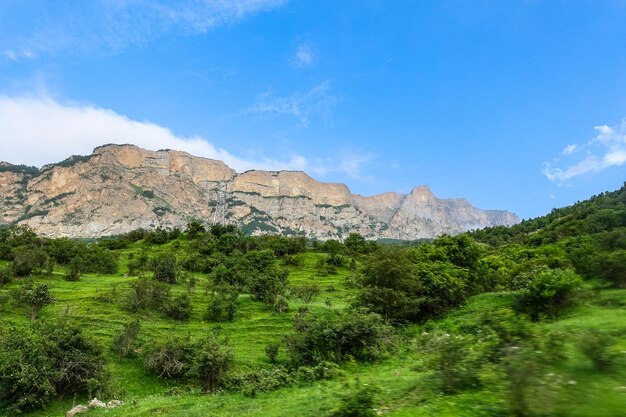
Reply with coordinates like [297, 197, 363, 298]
[0, 144, 519, 239]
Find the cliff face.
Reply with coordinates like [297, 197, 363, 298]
[0, 144, 519, 239]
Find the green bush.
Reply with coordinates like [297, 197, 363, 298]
[151, 252, 178, 283]
[286, 310, 390, 366]
[146, 335, 234, 392]
[332, 381, 379, 417]
[164, 293, 192, 321]
[0, 321, 107, 413]
[514, 268, 583, 320]
[111, 319, 141, 359]
[10, 281, 56, 320]
[124, 277, 171, 312]
[579, 330, 617, 371]
[205, 285, 239, 322]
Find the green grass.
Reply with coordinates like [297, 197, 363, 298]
[2, 248, 625, 417]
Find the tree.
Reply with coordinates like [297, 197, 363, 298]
[152, 252, 178, 283]
[11, 282, 56, 320]
[514, 268, 583, 320]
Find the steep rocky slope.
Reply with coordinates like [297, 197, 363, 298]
[0, 144, 519, 239]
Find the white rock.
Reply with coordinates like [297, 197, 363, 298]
[107, 399, 124, 408]
[88, 397, 106, 408]
[66, 404, 89, 417]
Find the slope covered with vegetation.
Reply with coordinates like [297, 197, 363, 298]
[0, 185, 625, 417]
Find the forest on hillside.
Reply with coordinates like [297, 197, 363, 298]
[0, 184, 625, 417]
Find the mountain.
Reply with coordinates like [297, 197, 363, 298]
[0, 144, 519, 239]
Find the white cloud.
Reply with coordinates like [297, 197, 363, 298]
[0, 0, 286, 60]
[293, 44, 314, 67]
[562, 144, 577, 155]
[0, 95, 372, 181]
[0, 95, 305, 172]
[543, 120, 626, 183]
[249, 81, 339, 126]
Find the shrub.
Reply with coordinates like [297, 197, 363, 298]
[248, 267, 289, 307]
[146, 335, 234, 392]
[190, 336, 234, 392]
[11, 248, 48, 277]
[514, 268, 583, 320]
[292, 283, 321, 304]
[579, 330, 617, 371]
[286, 310, 390, 366]
[332, 381, 379, 417]
[65, 256, 81, 281]
[151, 252, 178, 283]
[10, 281, 56, 320]
[164, 293, 192, 321]
[0, 267, 11, 285]
[146, 338, 192, 379]
[124, 277, 171, 312]
[206, 285, 239, 322]
[111, 319, 141, 358]
[265, 343, 280, 363]
[0, 321, 107, 413]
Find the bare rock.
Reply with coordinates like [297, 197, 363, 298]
[0, 144, 519, 240]
[107, 399, 124, 408]
[66, 404, 89, 417]
[88, 397, 106, 408]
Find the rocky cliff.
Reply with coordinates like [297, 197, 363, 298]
[0, 144, 519, 239]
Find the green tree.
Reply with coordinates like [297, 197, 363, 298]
[11, 282, 56, 320]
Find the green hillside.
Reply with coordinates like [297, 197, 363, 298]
[1, 187, 625, 417]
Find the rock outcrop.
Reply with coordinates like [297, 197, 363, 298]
[0, 144, 519, 239]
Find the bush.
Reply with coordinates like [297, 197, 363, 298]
[164, 293, 192, 321]
[514, 268, 583, 320]
[332, 381, 379, 417]
[10, 281, 56, 320]
[579, 330, 617, 371]
[265, 343, 280, 363]
[286, 310, 390, 366]
[146, 338, 192, 379]
[0, 321, 107, 413]
[292, 283, 321, 304]
[206, 285, 239, 322]
[190, 336, 234, 392]
[124, 277, 171, 312]
[111, 319, 141, 358]
[151, 252, 178, 284]
[11, 248, 48, 277]
[65, 256, 81, 281]
[146, 335, 234, 392]
[0, 267, 11, 285]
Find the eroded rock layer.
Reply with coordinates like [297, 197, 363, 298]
[0, 144, 519, 239]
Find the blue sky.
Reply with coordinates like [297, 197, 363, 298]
[1, 0, 626, 219]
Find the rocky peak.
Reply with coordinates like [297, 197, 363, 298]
[0, 144, 520, 239]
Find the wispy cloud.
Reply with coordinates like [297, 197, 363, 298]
[0, 94, 372, 181]
[249, 81, 339, 126]
[0, 0, 286, 60]
[292, 44, 314, 67]
[543, 120, 626, 183]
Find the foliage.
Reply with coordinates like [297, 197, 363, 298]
[124, 277, 171, 313]
[579, 330, 617, 371]
[146, 335, 234, 392]
[111, 319, 141, 359]
[11, 248, 48, 277]
[0, 321, 106, 413]
[285, 309, 390, 366]
[151, 252, 178, 284]
[10, 281, 56, 320]
[514, 268, 583, 320]
[206, 285, 239, 322]
[332, 381, 379, 417]
[164, 293, 192, 321]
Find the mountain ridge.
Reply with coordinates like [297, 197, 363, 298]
[0, 144, 519, 239]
